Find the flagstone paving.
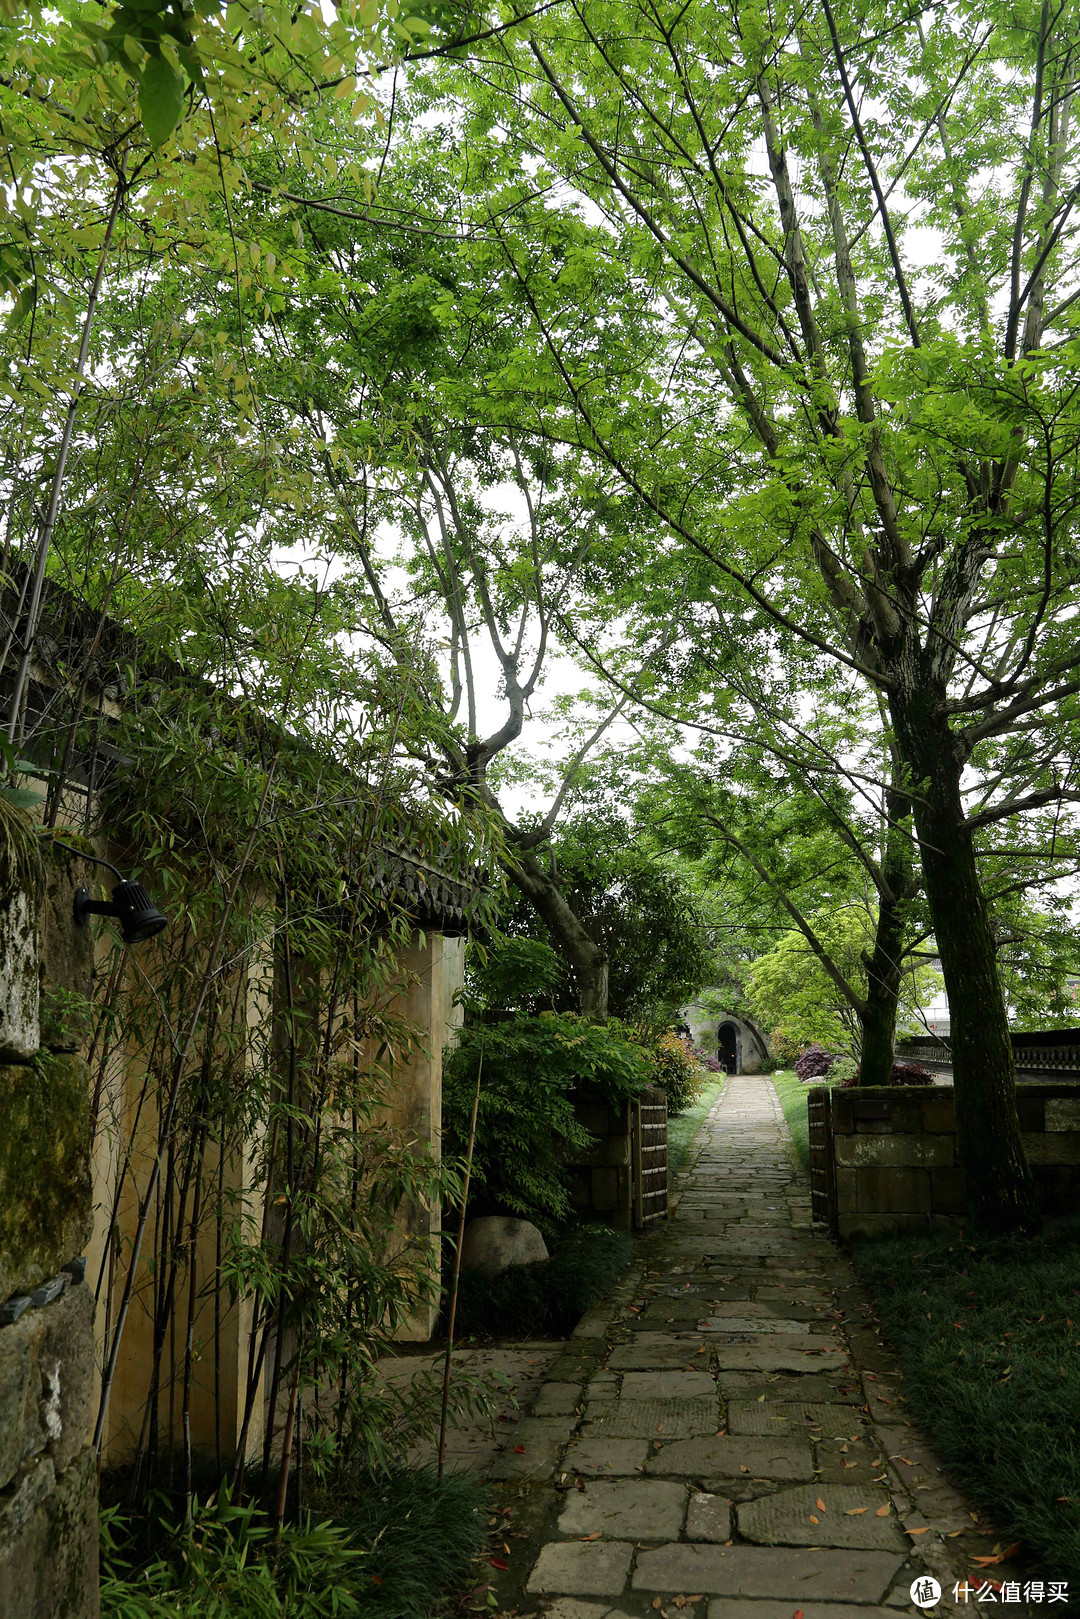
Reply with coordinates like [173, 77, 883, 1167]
[483, 1077, 1037, 1618]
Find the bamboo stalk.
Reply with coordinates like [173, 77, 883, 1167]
[437, 1041, 483, 1481]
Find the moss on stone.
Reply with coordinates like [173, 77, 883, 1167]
[0, 1053, 93, 1299]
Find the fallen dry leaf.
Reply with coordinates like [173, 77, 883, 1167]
[652, 1600, 663, 1610]
[844, 1508, 867, 1516]
[581, 1533, 601, 1542]
[809, 1515, 819, 1526]
[906, 1527, 930, 1536]
[739, 1465, 749, 1473]
[971, 1554, 1006, 1567]
[874, 1504, 891, 1518]
[513, 1446, 526, 1454]
[816, 1497, 827, 1512]
[489, 1558, 509, 1571]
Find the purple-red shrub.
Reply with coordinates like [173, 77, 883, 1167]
[838, 1059, 935, 1088]
[794, 1045, 838, 1080]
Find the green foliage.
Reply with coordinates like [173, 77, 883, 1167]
[442, 1015, 653, 1227]
[852, 1219, 1080, 1581]
[451, 1224, 635, 1338]
[100, 1495, 369, 1618]
[313, 1466, 489, 1619]
[666, 1074, 726, 1181]
[627, 1028, 707, 1116]
[745, 909, 942, 1059]
[481, 816, 715, 1023]
[100, 1466, 488, 1619]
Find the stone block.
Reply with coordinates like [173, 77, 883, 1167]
[710, 1347, 850, 1374]
[0, 1283, 93, 1491]
[589, 1135, 630, 1169]
[562, 1435, 649, 1476]
[557, 1479, 686, 1540]
[461, 1216, 549, 1273]
[855, 1098, 921, 1133]
[834, 1134, 952, 1169]
[930, 1166, 967, 1215]
[0, 880, 39, 1062]
[576, 1101, 611, 1137]
[1021, 1131, 1080, 1165]
[486, 1417, 571, 1480]
[837, 1212, 932, 1241]
[1045, 1097, 1080, 1131]
[632, 1544, 903, 1600]
[645, 1435, 814, 1481]
[1017, 1091, 1047, 1130]
[856, 1167, 931, 1214]
[735, 1485, 906, 1550]
[685, 1492, 732, 1542]
[726, 1402, 865, 1439]
[595, 1396, 719, 1438]
[526, 1539, 633, 1596]
[919, 1093, 955, 1133]
[0, 1446, 99, 1619]
[590, 1168, 620, 1212]
[620, 1371, 716, 1399]
[828, 1092, 854, 1134]
[0, 1055, 93, 1300]
[532, 1383, 582, 1417]
[834, 1168, 858, 1215]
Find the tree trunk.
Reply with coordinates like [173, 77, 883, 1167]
[503, 848, 609, 1020]
[890, 685, 1038, 1233]
[858, 791, 914, 1086]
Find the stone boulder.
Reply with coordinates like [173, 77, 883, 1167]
[460, 1217, 549, 1274]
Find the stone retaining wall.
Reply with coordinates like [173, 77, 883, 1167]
[569, 1091, 634, 1230]
[1, 844, 99, 1618]
[810, 1083, 1080, 1240]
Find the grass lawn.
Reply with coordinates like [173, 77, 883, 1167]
[768, 1068, 818, 1168]
[668, 1073, 726, 1179]
[852, 1217, 1080, 1581]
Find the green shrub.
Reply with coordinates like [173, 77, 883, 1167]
[316, 1466, 488, 1619]
[101, 1468, 489, 1619]
[443, 1015, 653, 1227]
[632, 1029, 707, 1114]
[451, 1224, 635, 1338]
[100, 1495, 368, 1618]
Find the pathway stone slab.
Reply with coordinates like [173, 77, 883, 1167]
[631, 1544, 904, 1599]
[609, 1343, 712, 1370]
[736, 1485, 906, 1550]
[711, 1347, 851, 1373]
[557, 1479, 687, 1540]
[486, 1417, 574, 1479]
[716, 1373, 860, 1403]
[620, 1371, 717, 1399]
[532, 1383, 583, 1416]
[526, 1541, 634, 1596]
[726, 1400, 869, 1438]
[645, 1436, 814, 1481]
[562, 1435, 650, 1476]
[685, 1492, 733, 1543]
[706, 1604, 900, 1618]
[597, 1397, 720, 1438]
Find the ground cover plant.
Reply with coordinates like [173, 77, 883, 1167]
[451, 1224, 635, 1339]
[769, 1070, 818, 1170]
[852, 1219, 1080, 1581]
[100, 1467, 488, 1619]
[442, 1015, 685, 1230]
[667, 1073, 726, 1181]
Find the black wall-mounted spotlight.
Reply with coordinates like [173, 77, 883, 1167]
[53, 841, 168, 946]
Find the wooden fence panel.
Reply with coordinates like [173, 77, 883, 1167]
[806, 1084, 833, 1226]
[633, 1086, 668, 1229]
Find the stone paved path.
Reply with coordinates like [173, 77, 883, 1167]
[486, 1077, 1034, 1619]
